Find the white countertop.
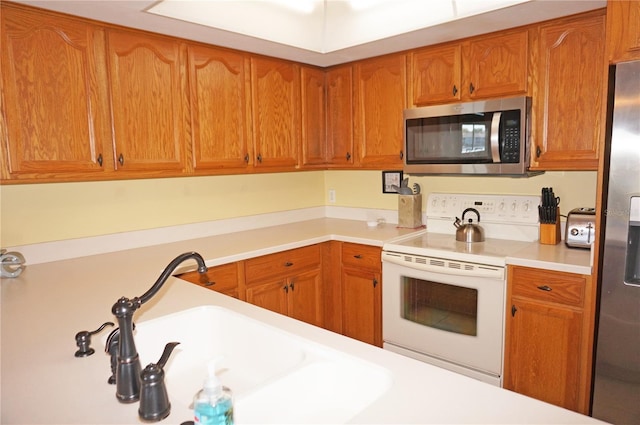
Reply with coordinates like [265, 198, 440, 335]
[1, 218, 599, 424]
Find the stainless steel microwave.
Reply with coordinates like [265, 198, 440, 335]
[403, 96, 536, 176]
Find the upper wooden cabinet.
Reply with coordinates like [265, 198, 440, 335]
[250, 56, 300, 170]
[410, 44, 462, 105]
[300, 66, 327, 167]
[0, 3, 112, 181]
[354, 53, 407, 168]
[106, 29, 188, 174]
[410, 29, 529, 106]
[606, 0, 640, 63]
[1, 3, 609, 183]
[530, 11, 606, 171]
[186, 44, 252, 173]
[326, 65, 355, 167]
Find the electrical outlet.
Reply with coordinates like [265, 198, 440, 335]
[329, 189, 336, 203]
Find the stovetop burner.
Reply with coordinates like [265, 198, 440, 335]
[384, 231, 532, 267]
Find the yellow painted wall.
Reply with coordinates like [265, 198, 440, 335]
[1, 170, 597, 247]
[0, 172, 325, 246]
[324, 171, 598, 211]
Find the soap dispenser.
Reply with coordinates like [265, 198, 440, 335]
[193, 358, 234, 425]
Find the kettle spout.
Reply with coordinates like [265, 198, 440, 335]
[453, 217, 462, 228]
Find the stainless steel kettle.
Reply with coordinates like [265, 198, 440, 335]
[453, 208, 485, 243]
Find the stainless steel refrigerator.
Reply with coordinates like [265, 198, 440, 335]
[591, 60, 640, 424]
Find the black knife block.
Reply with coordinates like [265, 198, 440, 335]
[539, 208, 561, 245]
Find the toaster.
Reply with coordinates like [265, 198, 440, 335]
[565, 207, 596, 249]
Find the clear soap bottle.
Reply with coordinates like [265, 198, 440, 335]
[193, 359, 234, 425]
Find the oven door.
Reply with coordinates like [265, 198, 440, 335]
[382, 254, 506, 381]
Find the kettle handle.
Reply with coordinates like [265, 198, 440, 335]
[462, 208, 481, 223]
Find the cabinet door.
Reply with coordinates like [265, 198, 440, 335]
[300, 66, 327, 167]
[410, 43, 462, 106]
[341, 267, 382, 347]
[606, 0, 640, 63]
[0, 4, 111, 180]
[245, 278, 289, 317]
[287, 268, 323, 327]
[250, 57, 300, 169]
[106, 29, 187, 174]
[504, 298, 583, 411]
[531, 13, 605, 170]
[326, 65, 354, 166]
[187, 44, 252, 172]
[354, 54, 406, 168]
[464, 29, 529, 99]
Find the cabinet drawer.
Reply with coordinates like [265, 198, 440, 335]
[509, 266, 586, 307]
[245, 244, 321, 285]
[341, 243, 381, 271]
[178, 262, 239, 293]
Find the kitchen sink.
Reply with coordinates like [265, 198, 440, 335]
[129, 306, 392, 424]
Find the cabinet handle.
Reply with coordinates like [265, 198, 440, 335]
[346, 152, 351, 161]
[399, 151, 404, 160]
[452, 85, 458, 96]
[537, 285, 552, 291]
[353, 254, 362, 259]
[97, 153, 103, 167]
[469, 83, 475, 94]
[257, 154, 262, 163]
[118, 153, 124, 166]
[283, 284, 289, 293]
[511, 305, 517, 317]
[289, 281, 295, 291]
[244, 153, 249, 163]
[373, 278, 378, 288]
[536, 146, 542, 158]
[284, 261, 293, 267]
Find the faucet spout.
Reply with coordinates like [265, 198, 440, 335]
[111, 252, 208, 403]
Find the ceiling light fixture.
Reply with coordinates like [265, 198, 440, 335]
[147, 0, 532, 54]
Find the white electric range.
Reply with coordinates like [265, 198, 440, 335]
[381, 193, 540, 386]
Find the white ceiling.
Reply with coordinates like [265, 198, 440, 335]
[17, 0, 606, 67]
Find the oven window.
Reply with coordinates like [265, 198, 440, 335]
[401, 277, 478, 336]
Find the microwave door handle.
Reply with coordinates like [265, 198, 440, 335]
[490, 111, 502, 163]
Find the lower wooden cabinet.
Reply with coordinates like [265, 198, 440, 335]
[245, 267, 323, 327]
[244, 244, 323, 327]
[176, 262, 245, 300]
[504, 265, 594, 414]
[176, 242, 383, 346]
[340, 243, 383, 347]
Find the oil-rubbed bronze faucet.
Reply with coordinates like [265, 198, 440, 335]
[111, 252, 208, 403]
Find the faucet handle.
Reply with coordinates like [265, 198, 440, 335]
[74, 321, 114, 357]
[139, 342, 181, 422]
[105, 323, 136, 384]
